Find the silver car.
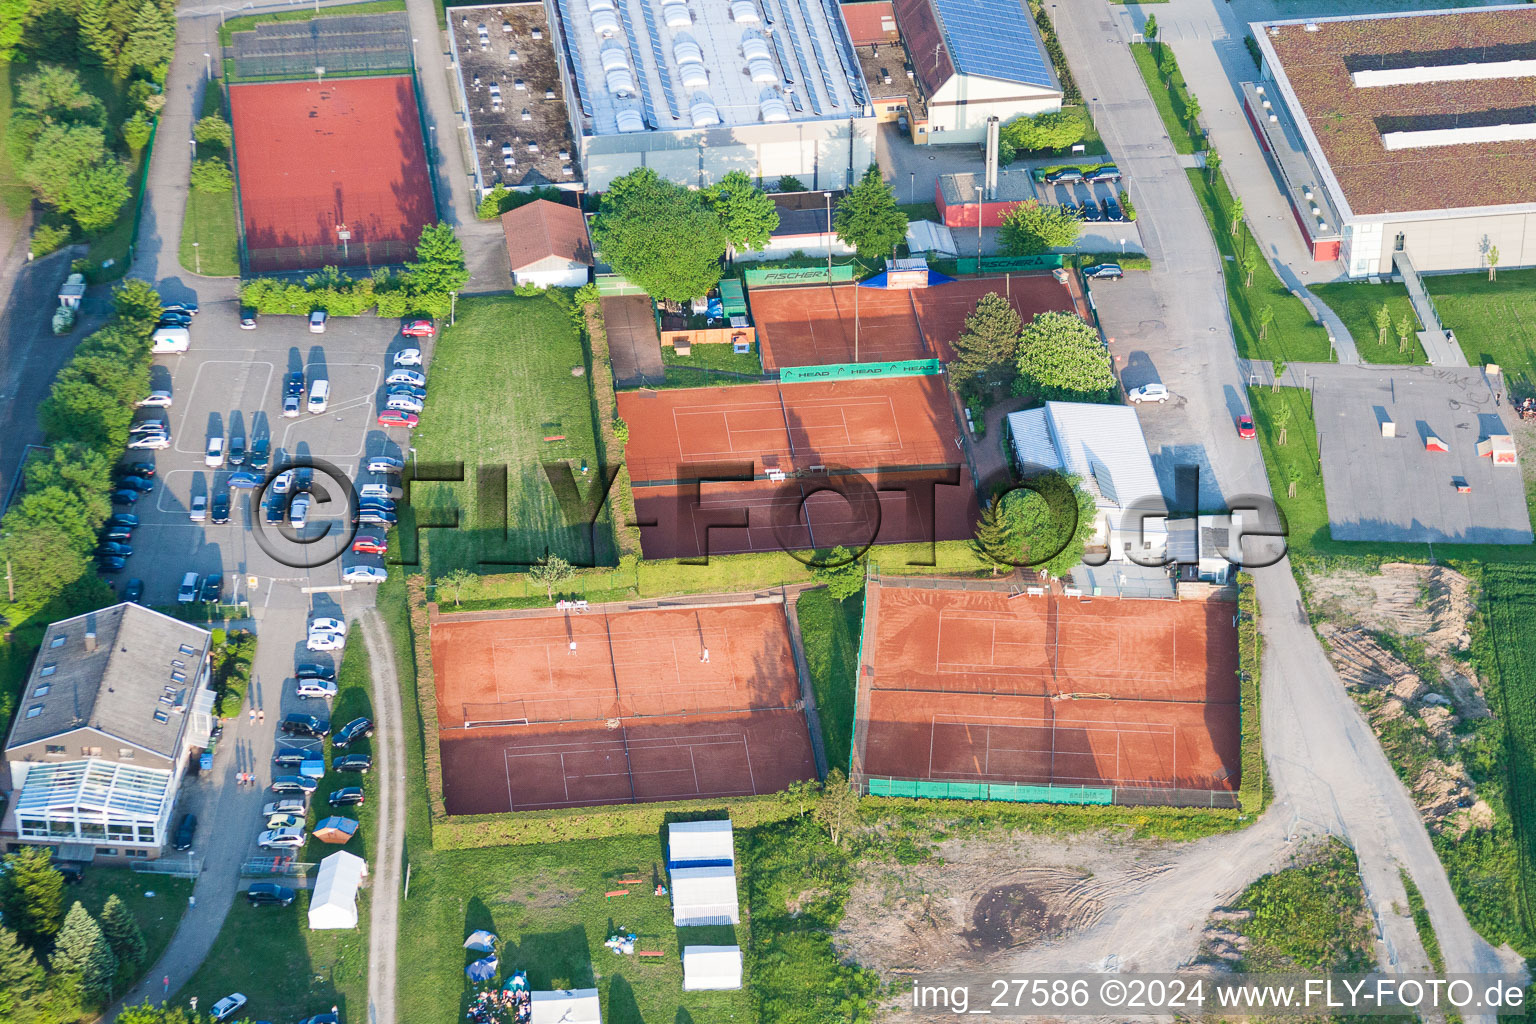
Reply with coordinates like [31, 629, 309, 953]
[295, 678, 339, 700]
[342, 565, 388, 584]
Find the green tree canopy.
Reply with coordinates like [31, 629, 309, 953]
[775, 174, 805, 193]
[948, 291, 1022, 393]
[99, 894, 147, 979]
[0, 849, 64, 950]
[0, 924, 47, 1023]
[116, 1003, 205, 1024]
[591, 167, 728, 301]
[112, 278, 165, 333]
[1000, 109, 1087, 153]
[527, 553, 576, 599]
[189, 157, 232, 195]
[121, 0, 175, 80]
[976, 474, 1097, 579]
[21, 123, 108, 207]
[809, 545, 865, 601]
[77, 0, 116, 66]
[121, 110, 153, 153]
[704, 170, 779, 254]
[999, 200, 1081, 256]
[62, 159, 131, 232]
[834, 165, 906, 260]
[407, 222, 471, 296]
[49, 901, 117, 1003]
[1014, 311, 1116, 402]
[193, 114, 232, 148]
[16, 65, 104, 129]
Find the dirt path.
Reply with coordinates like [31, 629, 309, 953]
[362, 609, 404, 1024]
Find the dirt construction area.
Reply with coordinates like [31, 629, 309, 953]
[431, 600, 817, 813]
[854, 581, 1241, 792]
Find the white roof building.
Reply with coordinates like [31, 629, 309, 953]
[682, 945, 743, 990]
[309, 850, 368, 930]
[1007, 402, 1168, 564]
[670, 864, 741, 926]
[668, 818, 734, 866]
[531, 988, 602, 1024]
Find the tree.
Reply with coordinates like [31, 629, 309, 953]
[778, 778, 819, 818]
[999, 200, 1081, 256]
[477, 183, 511, 220]
[809, 545, 865, 601]
[436, 568, 479, 607]
[775, 174, 805, 193]
[1184, 94, 1202, 140]
[21, 123, 108, 206]
[1143, 12, 1157, 41]
[112, 278, 164, 328]
[1396, 313, 1414, 355]
[1000, 109, 1086, 153]
[16, 66, 104, 129]
[1256, 303, 1274, 341]
[76, 0, 117, 68]
[1014, 311, 1116, 402]
[972, 496, 1014, 575]
[948, 292, 1022, 393]
[99, 895, 147, 979]
[527, 553, 575, 598]
[1239, 247, 1257, 288]
[834, 165, 907, 260]
[704, 170, 779, 255]
[193, 114, 231, 148]
[0, 925, 46, 1023]
[1159, 51, 1177, 83]
[1229, 196, 1244, 236]
[116, 1002, 204, 1024]
[995, 473, 1098, 579]
[812, 769, 860, 848]
[121, 0, 175, 80]
[0, 848, 64, 950]
[49, 902, 116, 1003]
[62, 160, 131, 232]
[1375, 302, 1391, 346]
[121, 110, 153, 153]
[407, 222, 470, 296]
[1488, 244, 1500, 282]
[591, 169, 727, 301]
[189, 157, 232, 194]
[1204, 149, 1221, 185]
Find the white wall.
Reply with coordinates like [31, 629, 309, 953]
[513, 266, 590, 288]
[1352, 210, 1536, 276]
[733, 232, 855, 262]
[927, 77, 1061, 146]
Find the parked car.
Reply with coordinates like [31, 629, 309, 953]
[386, 384, 427, 402]
[352, 534, 388, 555]
[283, 393, 302, 417]
[249, 438, 270, 470]
[228, 472, 261, 489]
[356, 497, 395, 513]
[296, 678, 338, 700]
[107, 514, 139, 529]
[239, 307, 257, 330]
[384, 396, 423, 414]
[1078, 201, 1103, 223]
[308, 379, 330, 414]
[285, 372, 305, 397]
[201, 574, 222, 604]
[281, 713, 330, 738]
[245, 882, 296, 907]
[228, 436, 246, 466]
[257, 827, 306, 849]
[272, 749, 311, 769]
[1086, 165, 1121, 183]
[115, 476, 154, 493]
[393, 348, 423, 367]
[342, 565, 387, 584]
[130, 419, 168, 436]
[103, 525, 133, 542]
[401, 319, 436, 338]
[173, 813, 197, 851]
[162, 301, 199, 317]
[123, 579, 144, 603]
[310, 616, 344, 635]
[297, 665, 337, 685]
[297, 1014, 339, 1024]
[211, 493, 230, 525]
[1127, 382, 1168, 404]
[1101, 197, 1123, 221]
[266, 497, 285, 524]
[263, 798, 308, 817]
[289, 494, 310, 529]
[210, 994, 247, 1023]
[385, 370, 425, 387]
[1236, 413, 1256, 439]
[111, 490, 139, 506]
[205, 436, 225, 468]
[189, 495, 207, 522]
[1082, 263, 1124, 280]
[355, 509, 398, 526]
[367, 456, 405, 474]
[177, 572, 200, 603]
[156, 312, 193, 328]
[307, 631, 346, 652]
[328, 787, 365, 807]
[309, 310, 328, 333]
[96, 541, 133, 558]
[269, 776, 319, 795]
[333, 753, 372, 774]
[118, 462, 156, 480]
[128, 434, 172, 450]
[333, 717, 374, 748]
[96, 555, 126, 572]
[137, 390, 173, 408]
[377, 410, 418, 428]
[1044, 168, 1085, 185]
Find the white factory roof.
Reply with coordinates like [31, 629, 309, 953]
[550, 0, 869, 136]
[668, 818, 734, 866]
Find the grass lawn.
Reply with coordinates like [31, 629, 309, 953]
[408, 293, 611, 575]
[0, 71, 32, 218]
[1185, 170, 1332, 364]
[1128, 42, 1201, 155]
[1310, 280, 1426, 365]
[795, 587, 862, 774]
[74, 868, 194, 973]
[1229, 838, 1373, 972]
[896, 201, 940, 223]
[1248, 386, 1329, 553]
[219, 0, 406, 44]
[651, 341, 765, 388]
[1425, 268, 1536, 391]
[179, 83, 239, 277]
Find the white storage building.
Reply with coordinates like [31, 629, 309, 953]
[309, 850, 368, 930]
[531, 988, 602, 1024]
[682, 945, 744, 991]
[667, 818, 735, 866]
[670, 865, 741, 926]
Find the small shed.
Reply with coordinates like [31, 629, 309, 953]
[1477, 435, 1518, 466]
[308, 850, 367, 930]
[531, 988, 602, 1024]
[500, 200, 593, 289]
[313, 816, 359, 845]
[682, 945, 743, 991]
[58, 273, 86, 310]
[718, 279, 748, 318]
[670, 865, 740, 926]
[668, 819, 734, 868]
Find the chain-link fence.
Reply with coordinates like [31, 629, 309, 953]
[228, 12, 413, 83]
[246, 238, 416, 274]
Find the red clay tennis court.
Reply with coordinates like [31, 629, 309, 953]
[749, 275, 1078, 370]
[229, 76, 436, 272]
[854, 581, 1241, 792]
[431, 602, 816, 813]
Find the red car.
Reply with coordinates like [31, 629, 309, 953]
[1236, 413, 1256, 438]
[377, 410, 419, 428]
[401, 319, 436, 338]
[352, 535, 388, 555]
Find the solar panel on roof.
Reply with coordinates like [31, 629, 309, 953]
[816, 0, 868, 103]
[764, 0, 820, 113]
[638, 0, 682, 120]
[614, 0, 658, 127]
[931, 0, 1056, 90]
[551, 0, 596, 117]
[793, 0, 840, 108]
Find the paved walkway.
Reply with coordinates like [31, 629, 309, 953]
[361, 610, 405, 1024]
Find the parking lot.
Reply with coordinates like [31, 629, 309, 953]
[1039, 169, 1147, 255]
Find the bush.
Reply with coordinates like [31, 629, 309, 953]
[188, 157, 231, 194]
[121, 111, 153, 153]
[30, 223, 71, 256]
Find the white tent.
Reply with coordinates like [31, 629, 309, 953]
[671, 865, 740, 926]
[308, 850, 367, 930]
[905, 219, 958, 258]
[667, 819, 734, 867]
[531, 988, 602, 1024]
[682, 945, 743, 991]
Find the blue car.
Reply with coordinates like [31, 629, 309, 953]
[228, 472, 262, 489]
[1082, 263, 1125, 281]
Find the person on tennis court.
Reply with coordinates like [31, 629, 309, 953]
[569, 640, 577, 655]
[700, 647, 709, 663]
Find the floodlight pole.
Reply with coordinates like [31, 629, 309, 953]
[204, 52, 211, 79]
[450, 290, 457, 325]
[823, 192, 832, 283]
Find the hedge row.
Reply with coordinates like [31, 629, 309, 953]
[862, 795, 1244, 842]
[432, 792, 798, 849]
[239, 271, 450, 319]
[407, 575, 449, 823]
[582, 299, 642, 559]
[1236, 572, 1267, 814]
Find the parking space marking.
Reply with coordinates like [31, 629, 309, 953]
[172, 359, 276, 454]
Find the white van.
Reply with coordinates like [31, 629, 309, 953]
[152, 327, 190, 354]
[177, 571, 200, 603]
[308, 379, 329, 414]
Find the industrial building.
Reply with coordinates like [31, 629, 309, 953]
[467, 0, 879, 192]
[890, 0, 1061, 145]
[1248, 6, 1536, 276]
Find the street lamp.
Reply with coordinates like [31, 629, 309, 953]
[450, 290, 457, 325]
[189, 137, 196, 161]
[1119, 237, 1126, 255]
[192, 241, 200, 275]
[823, 192, 832, 282]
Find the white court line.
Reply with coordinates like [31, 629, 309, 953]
[689, 747, 700, 794]
[742, 736, 757, 793]
[504, 750, 516, 812]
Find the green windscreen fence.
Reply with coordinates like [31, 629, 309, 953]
[719, 279, 747, 316]
[780, 358, 942, 383]
[743, 264, 857, 287]
[867, 778, 1114, 805]
[955, 255, 1064, 274]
